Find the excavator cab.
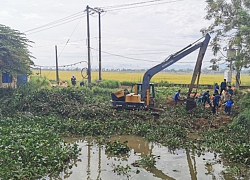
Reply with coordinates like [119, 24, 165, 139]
[132, 83, 155, 107]
[110, 83, 155, 109]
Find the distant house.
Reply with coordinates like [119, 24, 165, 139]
[0, 73, 28, 88]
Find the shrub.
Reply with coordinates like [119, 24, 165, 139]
[95, 80, 120, 89]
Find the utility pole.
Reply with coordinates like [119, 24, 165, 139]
[55, 45, 59, 83]
[86, 5, 91, 85]
[98, 11, 102, 81]
[86, 6, 103, 83]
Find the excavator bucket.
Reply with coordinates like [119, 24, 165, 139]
[186, 97, 197, 111]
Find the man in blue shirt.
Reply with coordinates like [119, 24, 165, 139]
[220, 79, 227, 95]
[174, 90, 181, 105]
[212, 93, 220, 114]
[227, 86, 234, 96]
[202, 90, 211, 107]
[214, 83, 219, 94]
[224, 97, 234, 115]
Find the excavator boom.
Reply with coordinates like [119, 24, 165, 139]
[141, 33, 211, 100]
[110, 33, 211, 110]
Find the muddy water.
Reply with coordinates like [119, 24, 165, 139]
[50, 135, 244, 180]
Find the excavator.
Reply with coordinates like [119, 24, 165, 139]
[110, 33, 211, 110]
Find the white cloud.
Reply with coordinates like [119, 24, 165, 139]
[1, 0, 215, 69]
[0, 10, 10, 18]
[21, 13, 42, 20]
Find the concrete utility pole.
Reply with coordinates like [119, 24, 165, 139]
[55, 45, 59, 83]
[86, 6, 103, 84]
[98, 11, 102, 81]
[86, 6, 91, 85]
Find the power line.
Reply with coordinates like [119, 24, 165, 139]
[90, 47, 211, 64]
[90, 47, 158, 62]
[26, 15, 86, 35]
[102, 0, 183, 11]
[24, 0, 182, 35]
[59, 16, 84, 57]
[24, 11, 86, 33]
[32, 60, 87, 68]
[32, 39, 86, 48]
[101, 0, 180, 9]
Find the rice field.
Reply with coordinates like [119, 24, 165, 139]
[34, 70, 250, 85]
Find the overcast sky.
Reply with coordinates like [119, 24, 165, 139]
[1, 0, 217, 70]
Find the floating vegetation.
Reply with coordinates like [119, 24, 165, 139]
[111, 163, 132, 177]
[105, 140, 131, 155]
[0, 82, 250, 178]
[132, 153, 159, 168]
[0, 116, 81, 179]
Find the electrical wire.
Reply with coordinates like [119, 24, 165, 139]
[24, 0, 182, 35]
[32, 60, 87, 68]
[90, 47, 211, 64]
[26, 15, 86, 35]
[32, 39, 85, 48]
[59, 16, 84, 57]
[101, 0, 180, 9]
[90, 47, 158, 62]
[102, 0, 183, 11]
[24, 11, 86, 33]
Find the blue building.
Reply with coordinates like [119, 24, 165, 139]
[0, 73, 28, 88]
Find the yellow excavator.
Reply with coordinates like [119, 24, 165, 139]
[110, 33, 211, 110]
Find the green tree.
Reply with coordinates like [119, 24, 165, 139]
[202, 0, 250, 89]
[0, 24, 34, 75]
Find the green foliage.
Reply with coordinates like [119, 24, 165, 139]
[111, 163, 131, 178]
[121, 81, 135, 86]
[94, 79, 120, 88]
[201, 111, 250, 166]
[92, 86, 113, 95]
[0, 24, 34, 75]
[155, 86, 189, 105]
[238, 92, 250, 109]
[0, 82, 250, 177]
[132, 153, 159, 168]
[28, 76, 51, 90]
[231, 109, 250, 142]
[0, 116, 81, 179]
[203, 0, 250, 86]
[154, 80, 170, 87]
[105, 141, 131, 155]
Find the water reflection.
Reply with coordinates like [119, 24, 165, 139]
[186, 150, 197, 180]
[48, 135, 246, 180]
[109, 135, 175, 180]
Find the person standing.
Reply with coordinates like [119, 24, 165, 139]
[214, 83, 219, 94]
[220, 79, 227, 95]
[212, 93, 220, 114]
[202, 90, 211, 107]
[71, 75, 76, 86]
[227, 86, 234, 96]
[174, 90, 181, 105]
[224, 97, 234, 115]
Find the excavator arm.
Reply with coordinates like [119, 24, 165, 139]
[141, 33, 211, 101]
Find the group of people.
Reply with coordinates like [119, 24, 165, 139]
[200, 79, 235, 115]
[174, 79, 235, 116]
